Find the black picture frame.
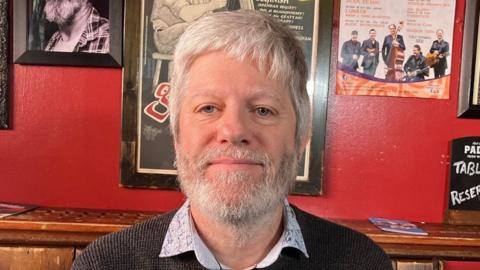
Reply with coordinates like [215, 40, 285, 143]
[121, 0, 333, 195]
[0, 0, 8, 129]
[458, 0, 480, 118]
[12, 0, 123, 67]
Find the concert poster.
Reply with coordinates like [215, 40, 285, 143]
[134, 0, 319, 182]
[336, 0, 456, 99]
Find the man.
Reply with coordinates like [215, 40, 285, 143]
[150, 0, 229, 83]
[44, 0, 109, 53]
[151, 0, 228, 57]
[381, 23, 406, 79]
[429, 29, 450, 78]
[404, 45, 429, 82]
[340, 30, 362, 71]
[361, 29, 380, 77]
[72, 11, 392, 270]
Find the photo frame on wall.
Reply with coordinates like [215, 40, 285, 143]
[458, 0, 480, 118]
[120, 0, 333, 195]
[0, 0, 8, 129]
[13, 0, 123, 67]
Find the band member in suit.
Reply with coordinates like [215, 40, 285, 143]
[403, 45, 429, 82]
[361, 29, 380, 77]
[381, 24, 406, 69]
[429, 29, 450, 78]
[340, 30, 362, 71]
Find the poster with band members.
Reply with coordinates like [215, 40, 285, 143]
[336, 0, 455, 99]
[135, 0, 319, 182]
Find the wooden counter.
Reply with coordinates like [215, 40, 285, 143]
[1, 207, 479, 269]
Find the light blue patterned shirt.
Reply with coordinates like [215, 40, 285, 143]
[159, 200, 309, 269]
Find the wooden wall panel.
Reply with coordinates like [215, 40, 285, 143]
[395, 260, 443, 270]
[0, 246, 74, 270]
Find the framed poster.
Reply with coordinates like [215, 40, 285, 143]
[121, 0, 333, 195]
[0, 0, 8, 129]
[336, 0, 456, 99]
[13, 0, 122, 67]
[458, 0, 480, 118]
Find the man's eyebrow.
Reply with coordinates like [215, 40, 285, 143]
[248, 91, 283, 103]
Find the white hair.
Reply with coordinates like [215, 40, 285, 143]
[169, 10, 311, 149]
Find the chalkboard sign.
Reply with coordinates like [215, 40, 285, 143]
[448, 137, 480, 211]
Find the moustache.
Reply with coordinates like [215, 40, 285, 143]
[193, 146, 270, 170]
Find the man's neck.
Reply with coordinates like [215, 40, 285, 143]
[58, 4, 92, 41]
[190, 203, 284, 269]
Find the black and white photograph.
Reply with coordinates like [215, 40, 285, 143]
[28, 0, 110, 54]
[13, 0, 122, 67]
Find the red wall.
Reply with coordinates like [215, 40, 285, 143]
[0, 1, 478, 268]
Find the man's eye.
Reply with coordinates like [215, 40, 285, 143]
[200, 105, 216, 113]
[255, 107, 272, 116]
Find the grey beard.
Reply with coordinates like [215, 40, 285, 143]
[176, 145, 297, 228]
[44, 0, 85, 25]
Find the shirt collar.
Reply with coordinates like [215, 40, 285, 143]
[77, 7, 102, 47]
[160, 200, 309, 269]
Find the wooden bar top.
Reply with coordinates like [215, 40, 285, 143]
[0, 207, 158, 233]
[1, 207, 480, 260]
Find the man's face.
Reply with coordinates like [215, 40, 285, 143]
[175, 51, 298, 225]
[437, 30, 444, 41]
[413, 47, 420, 56]
[44, 0, 86, 25]
[369, 30, 376, 40]
[389, 26, 396, 35]
[351, 34, 358, 42]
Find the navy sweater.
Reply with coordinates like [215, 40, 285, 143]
[72, 205, 393, 269]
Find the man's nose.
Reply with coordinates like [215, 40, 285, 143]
[216, 107, 252, 146]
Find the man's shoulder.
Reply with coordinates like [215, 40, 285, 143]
[72, 210, 178, 269]
[291, 204, 367, 241]
[290, 204, 393, 269]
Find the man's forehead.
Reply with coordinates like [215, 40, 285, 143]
[185, 86, 285, 101]
[183, 51, 288, 89]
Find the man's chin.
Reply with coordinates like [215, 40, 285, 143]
[190, 186, 281, 225]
